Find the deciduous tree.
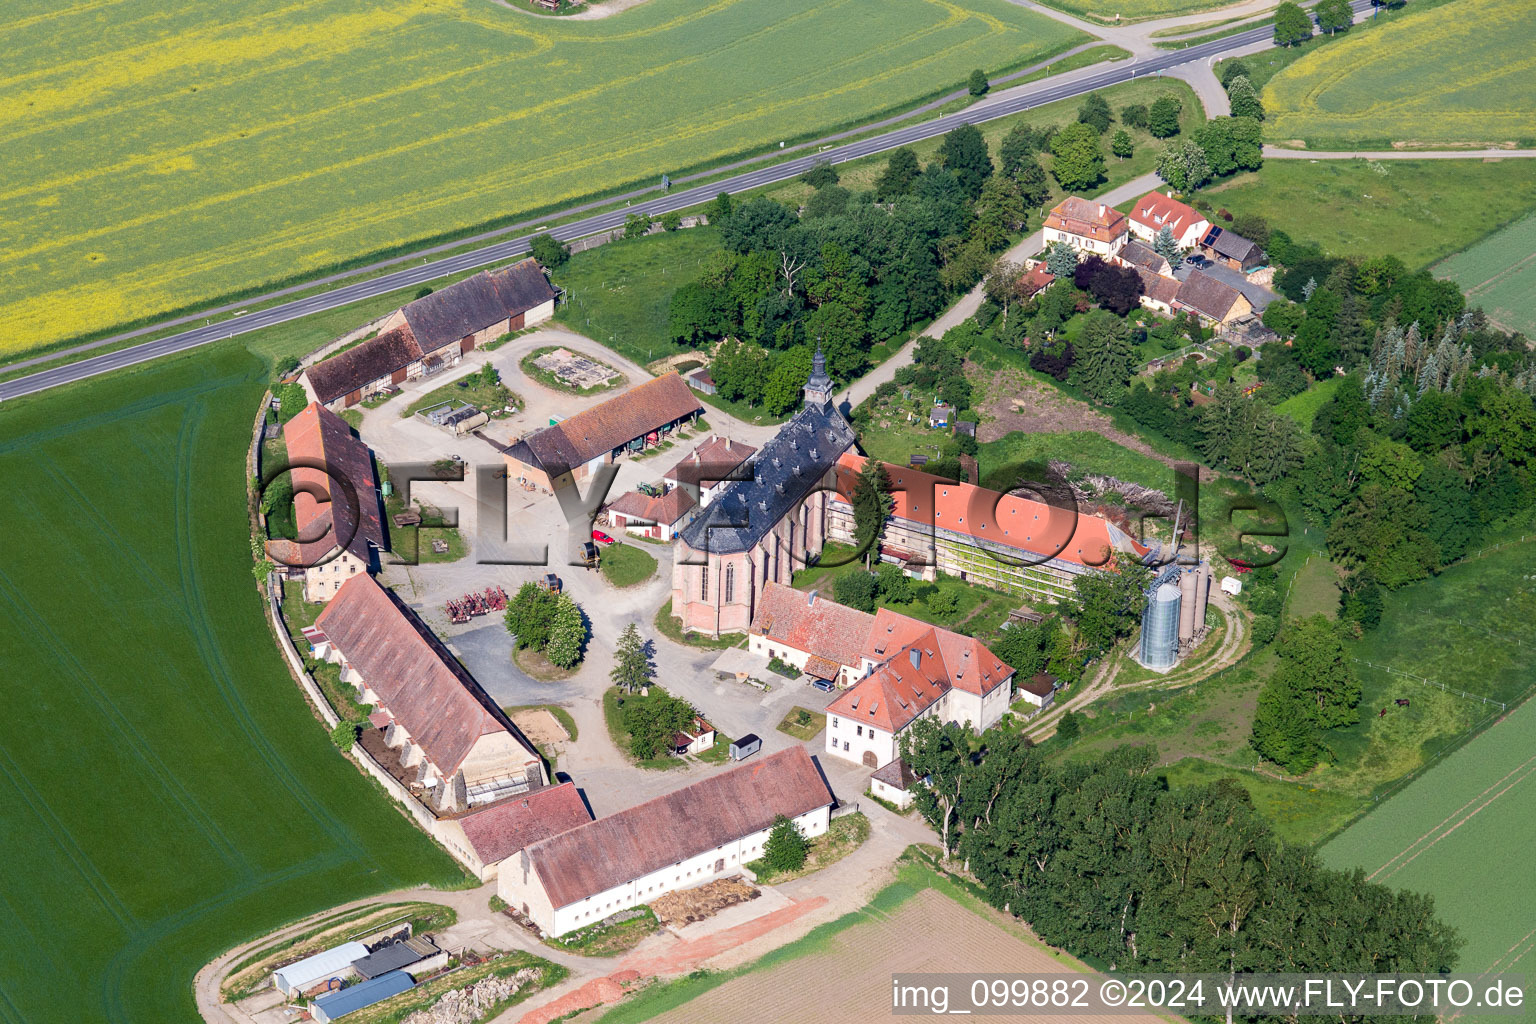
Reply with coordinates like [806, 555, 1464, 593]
[1048, 123, 1106, 192]
[1148, 94, 1183, 138]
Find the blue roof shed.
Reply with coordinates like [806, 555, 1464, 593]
[310, 970, 415, 1023]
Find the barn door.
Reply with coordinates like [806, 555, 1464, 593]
[462, 335, 476, 353]
[714, 858, 725, 873]
[391, 368, 408, 385]
[510, 312, 525, 331]
[862, 751, 878, 768]
[345, 390, 362, 407]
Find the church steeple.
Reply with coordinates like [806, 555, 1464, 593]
[803, 342, 833, 407]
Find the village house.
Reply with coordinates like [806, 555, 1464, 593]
[301, 260, 558, 409]
[826, 615, 1014, 769]
[1043, 196, 1128, 257]
[1175, 270, 1255, 332]
[312, 574, 546, 813]
[604, 488, 697, 541]
[265, 402, 386, 603]
[747, 582, 876, 688]
[664, 435, 757, 508]
[502, 372, 701, 491]
[1135, 268, 1183, 316]
[671, 349, 857, 638]
[1128, 192, 1210, 249]
[827, 453, 1151, 605]
[1198, 225, 1265, 272]
[434, 781, 592, 882]
[497, 747, 834, 936]
[1017, 262, 1056, 299]
[1115, 238, 1174, 278]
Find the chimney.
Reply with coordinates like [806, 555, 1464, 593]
[908, 648, 921, 671]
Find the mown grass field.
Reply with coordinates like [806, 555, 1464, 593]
[1321, 695, 1536, 1024]
[1262, 0, 1536, 147]
[1202, 158, 1536, 269]
[1032, 0, 1239, 23]
[0, 350, 466, 1023]
[1436, 213, 1536, 337]
[1, 0, 1082, 360]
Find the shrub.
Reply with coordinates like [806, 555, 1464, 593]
[329, 721, 357, 752]
[660, 211, 683, 231]
[833, 571, 878, 612]
[928, 589, 962, 618]
[1055, 711, 1081, 740]
[968, 68, 990, 96]
[530, 232, 570, 268]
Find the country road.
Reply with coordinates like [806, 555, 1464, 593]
[0, 0, 1383, 403]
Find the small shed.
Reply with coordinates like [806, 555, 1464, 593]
[671, 715, 716, 756]
[928, 403, 953, 428]
[1220, 575, 1243, 596]
[1017, 672, 1058, 709]
[870, 757, 917, 810]
[351, 937, 439, 981]
[953, 419, 977, 438]
[687, 368, 717, 395]
[271, 941, 369, 997]
[310, 970, 415, 1023]
[730, 734, 762, 761]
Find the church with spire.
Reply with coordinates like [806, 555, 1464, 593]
[671, 346, 859, 638]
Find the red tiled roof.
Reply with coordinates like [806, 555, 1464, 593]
[1044, 196, 1128, 244]
[304, 324, 422, 407]
[834, 453, 1148, 569]
[804, 655, 841, 681]
[861, 609, 1010, 697]
[523, 747, 834, 909]
[829, 623, 1012, 733]
[265, 402, 384, 567]
[1018, 263, 1056, 298]
[749, 582, 875, 670]
[315, 575, 539, 778]
[606, 488, 696, 527]
[1129, 192, 1207, 240]
[664, 435, 757, 488]
[456, 782, 592, 866]
[509, 373, 701, 473]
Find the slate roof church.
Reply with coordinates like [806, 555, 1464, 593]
[670, 347, 857, 637]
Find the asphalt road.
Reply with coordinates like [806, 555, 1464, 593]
[0, 0, 1376, 403]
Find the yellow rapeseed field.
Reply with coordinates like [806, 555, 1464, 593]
[0, 0, 1081, 357]
[1262, 0, 1536, 147]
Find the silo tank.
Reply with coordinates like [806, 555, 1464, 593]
[1140, 582, 1182, 670]
[1178, 569, 1198, 642]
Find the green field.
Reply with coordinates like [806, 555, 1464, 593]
[978, 430, 1176, 497]
[0, 0, 1082, 360]
[1436, 213, 1536, 336]
[1263, 0, 1536, 147]
[0, 350, 466, 1023]
[1274, 374, 1341, 428]
[1202, 158, 1536, 269]
[1321, 695, 1536, 1024]
[1032, 0, 1238, 24]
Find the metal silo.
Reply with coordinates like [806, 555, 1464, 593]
[1140, 582, 1182, 670]
[1178, 568, 1198, 643]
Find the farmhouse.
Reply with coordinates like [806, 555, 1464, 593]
[828, 453, 1151, 604]
[747, 582, 876, 687]
[1198, 225, 1265, 272]
[826, 616, 1014, 769]
[1043, 196, 1128, 256]
[1115, 239, 1174, 278]
[435, 781, 593, 882]
[1175, 270, 1254, 331]
[301, 260, 557, 408]
[312, 574, 545, 813]
[664, 435, 757, 508]
[265, 402, 386, 603]
[604, 488, 697, 541]
[1128, 192, 1210, 249]
[497, 747, 835, 936]
[671, 349, 857, 637]
[1135, 268, 1183, 315]
[502, 372, 701, 491]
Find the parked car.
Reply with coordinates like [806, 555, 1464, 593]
[810, 678, 835, 693]
[1187, 254, 1210, 268]
[591, 530, 615, 545]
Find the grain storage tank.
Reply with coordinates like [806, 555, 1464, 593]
[1140, 582, 1182, 670]
[1178, 568, 1198, 643]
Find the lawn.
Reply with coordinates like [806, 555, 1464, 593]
[1435, 213, 1536, 337]
[790, 555, 1013, 635]
[1, 0, 1083, 359]
[599, 541, 659, 588]
[745, 812, 870, 883]
[602, 686, 690, 770]
[1201, 158, 1536, 270]
[776, 707, 828, 741]
[0, 349, 466, 1024]
[1262, 0, 1536, 147]
[1274, 374, 1341, 429]
[1321, 695, 1536, 1024]
[400, 371, 522, 419]
[1160, 757, 1365, 847]
[654, 597, 747, 650]
[1031, 0, 1240, 24]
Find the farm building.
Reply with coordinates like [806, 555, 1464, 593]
[1115, 239, 1173, 278]
[435, 781, 593, 881]
[671, 715, 716, 756]
[1135, 268, 1183, 315]
[312, 575, 545, 813]
[664, 435, 757, 508]
[310, 970, 415, 1023]
[686, 368, 717, 395]
[1128, 192, 1210, 249]
[869, 757, 917, 810]
[1198, 226, 1265, 272]
[827, 453, 1152, 604]
[272, 941, 369, 997]
[1174, 270, 1254, 331]
[301, 260, 557, 408]
[604, 488, 697, 541]
[747, 582, 875, 688]
[502, 372, 701, 491]
[264, 402, 387, 603]
[497, 747, 835, 936]
[826, 617, 1014, 769]
[671, 349, 857, 637]
[1043, 196, 1128, 257]
[351, 937, 445, 981]
[1017, 672, 1058, 709]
